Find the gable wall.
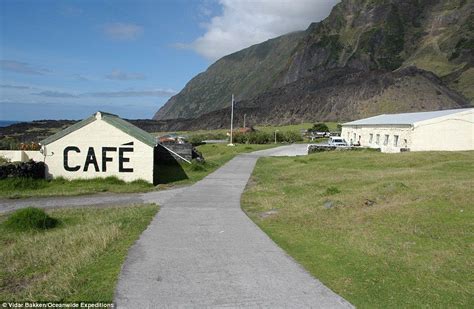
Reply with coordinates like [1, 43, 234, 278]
[412, 110, 474, 151]
[43, 119, 154, 183]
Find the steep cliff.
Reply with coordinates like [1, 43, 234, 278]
[154, 0, 473, 123]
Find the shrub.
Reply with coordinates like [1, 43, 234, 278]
[310, 123, 330, 133]
[188, 133, 228, 145]
[279, 131, 303, 143]
[3, 207, 58, 231]
[0, 160, 45, 179]
[0, 155, 10, 165]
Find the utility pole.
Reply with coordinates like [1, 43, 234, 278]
[228, 94, 235, 146]
[243, 113, 246, 128]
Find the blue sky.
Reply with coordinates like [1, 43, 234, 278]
[0, 0, 338, 121]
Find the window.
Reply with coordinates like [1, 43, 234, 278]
[369, 134, 373, 143]
[394, 135, 399, 147]
[404, 139, 408, 147]
[384, 134, 389, 145]
[376, 134, 380, 145]
[353, 133, 356, 141]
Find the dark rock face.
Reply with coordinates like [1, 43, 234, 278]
[154, 0, 473, 127]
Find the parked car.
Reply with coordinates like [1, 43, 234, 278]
[328, 136, 349, 147]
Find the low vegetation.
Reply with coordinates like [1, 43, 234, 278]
[157, 143, 278, 186]
[3, 207, 58, 231]
[0, 204, 158, 301]
[242, 150, 474, 307]
[0, 176, 154, 199]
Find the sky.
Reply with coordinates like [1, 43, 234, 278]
[0, 0, 339, 121]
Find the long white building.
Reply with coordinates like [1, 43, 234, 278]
[341, 108, 474, 153]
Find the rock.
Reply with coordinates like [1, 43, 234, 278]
[324, 200, 334, 209]
[365, 199, 376, 206]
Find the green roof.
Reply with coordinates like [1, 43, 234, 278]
[40, 111, 157, 147]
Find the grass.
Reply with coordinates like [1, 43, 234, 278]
[256, 122, 339, 133]
[0, 204, 158, 301]
[0, 144, 277, 198]
[153, 122, 340, 139]
[242, 150, 474, 307]
[0, 176, 155, 199]
[157, 143, 278, 186]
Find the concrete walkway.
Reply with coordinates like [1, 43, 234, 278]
[115, 144, 353, 308]
[0, 187, 188, 214]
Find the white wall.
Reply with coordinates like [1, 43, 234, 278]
[0, 150, 23, 162]
[43, 119, 154, 183]
[341, 125, 412, 153]
[411, 110, 474, 151]
[0, 150, 44, 162]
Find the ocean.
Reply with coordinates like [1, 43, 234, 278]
[0, 120, 20, 127]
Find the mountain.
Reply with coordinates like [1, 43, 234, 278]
[154, 0, 473, 125]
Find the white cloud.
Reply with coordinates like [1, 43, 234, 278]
[102, 23, 144, 41]
[0, 60, 50, 75]
[187, 0, 339, 61]
[105, 69, 146, 81]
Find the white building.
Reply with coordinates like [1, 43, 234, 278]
[341, 108, 474, 153]
[40, 111, 157, 183]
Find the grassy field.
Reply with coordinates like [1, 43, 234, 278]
[153, 122, 340, 138]
[0, 204, 158, 301]
[0, 176, 154, 199]
[242, 150, 474, 307]
[0, 144, 277, 198]
[156, 143, 277, 186]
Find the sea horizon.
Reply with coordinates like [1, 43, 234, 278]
[0, 120, 21, 127]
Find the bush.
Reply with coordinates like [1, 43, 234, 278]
[0, 155, 10, 165]
[188, 133, 228, 145]
[3, 207, 58, 231]
[310, 123, 330, 133]
[0, 160, 45, 179]
[279, 131, 303, 143]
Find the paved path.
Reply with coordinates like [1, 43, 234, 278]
[115, 144, 353, 308]
[0, 187, 188, 214]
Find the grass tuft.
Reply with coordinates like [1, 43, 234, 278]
[0, 204, 158, 301]
[3, 207, 58, 231]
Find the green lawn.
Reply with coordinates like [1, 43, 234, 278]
[0, 204, 158, 301]
[0, 176, 155, 199]
[156, 143, 278, 186]
[242, 150, 474, 307]
[0, 144, 277, 198]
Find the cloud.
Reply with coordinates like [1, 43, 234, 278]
[102, 23, 144, 41]
[0, 84, 33, 90]
[0, 60, 50, 75]
[105, 69, 146, 81]
[184, 0, 339, 60]
[31, 89, 177, 98]
[33, 91, 79, 98]
[72, 74, 90, 81]
[85, 89, 176, 98]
